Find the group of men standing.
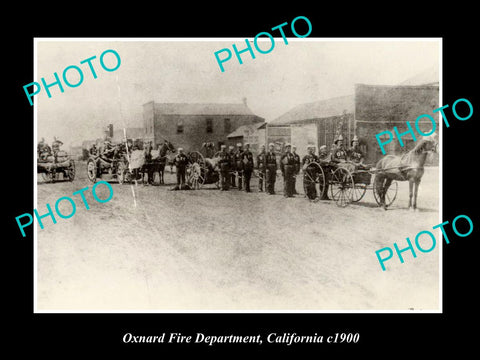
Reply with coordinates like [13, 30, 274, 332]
[255, 134, 366, 199]
[256, 142, 301, 198]
[218, 142, 255, 191]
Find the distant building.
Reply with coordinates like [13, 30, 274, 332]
[268, 95, 355, 157]
[143, 100, 265, 151]
[226, 122, 266, 152]
[354, 83, 439, 164]
[269, 80, 439, 164]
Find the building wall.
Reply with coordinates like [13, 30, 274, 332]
[291, 124, 317, 158]
[266, 125, 291, 151]
[143, 101, 155, 143]
[152, 113, 263, 152]
[315, 113, 354, 150]
[354, 84, 439, 164]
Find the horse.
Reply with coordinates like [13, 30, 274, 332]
[140, 139, 176, 185]
[374, 135, 438, 211]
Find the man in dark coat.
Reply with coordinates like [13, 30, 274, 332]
[331, 135, 348, 163]
[233, 143, 244, 190]
[172, 147, 189, 189]
[37, 138, 51, 161]
[302, 145, 319, 201]
[280, 143, 296, 198]
[218, 145, 231, 191]
[228, 145, 236, 187]
[318, 145, 332, 200]
[256, 144, 266, 192]
[348, 135, 365, 167]
[265, 143, 277, 195]
[292, 145, 301, 195]
[241, 143, 254, 192]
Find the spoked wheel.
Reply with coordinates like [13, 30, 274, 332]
[86, 158, 97, 183]
[351, 183, 367, 202]
[67, 160, 75, 181]
[187, 152, 207, 189]
[302, 162, 326, 200]
[330, 167, 355, 207]
[373, 177, 398, 208]
[187, 162, 205, 189]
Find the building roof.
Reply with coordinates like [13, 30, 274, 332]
[398, 65, 439, 86]
[270, 95, 354, 125]
[227, 122, 266, 138]
[149, 102, 259, 116]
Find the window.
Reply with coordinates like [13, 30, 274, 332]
[224, 118, 231, 134]
[177, 120, 184, 134]
[206, 118, 213, 133]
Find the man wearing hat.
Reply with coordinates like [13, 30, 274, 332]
[37, 138, 51, 161]
[331, 134, 347, 163]
[302, 145, 320, 200]
[89, 143, 98, 156]
[265, 143, 277, 195]
[256, 144, 266, 192]
[51, 137, 64, 163]
[291, 145, 301, 194]
[280, 143, 296, 198]
[348, 135, 365, 166]
[218, 144, 231, 191]
[233, 143, 244, 190]
[317, 145, 332, 200]
[228, 145, 236, 187]
[173, 147, 189, 189]
[241, 143, 254, 192]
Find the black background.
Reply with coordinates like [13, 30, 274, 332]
[6, 4, 478, 356]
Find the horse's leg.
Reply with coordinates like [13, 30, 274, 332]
[408, 179, 414, 210]
[413, 179, 421, 211]
[381, 178, 392, 210]
[375, 175, 385, 207]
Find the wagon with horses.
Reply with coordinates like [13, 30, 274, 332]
[302, 136, 437, 208]
[37, 151, 75, 183]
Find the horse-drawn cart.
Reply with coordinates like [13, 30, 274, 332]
[302, 161, 398, 208]
[37, 151, 75, 183]
[86, 144, 130, 184]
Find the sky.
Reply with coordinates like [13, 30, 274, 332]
[35, 39, 440, 148]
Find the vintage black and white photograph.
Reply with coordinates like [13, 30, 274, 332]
[34, 38, 441, 311]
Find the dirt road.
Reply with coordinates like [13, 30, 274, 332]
[36, 163, 440, 311]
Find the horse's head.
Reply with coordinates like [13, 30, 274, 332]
[415, 134, 438, 154]
[164, 139, 176, 152]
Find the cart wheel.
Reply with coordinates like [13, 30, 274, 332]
[67, 160, 75, 181]
[351, 183, 367, 202]
[187, 151, 207, 189]
[330, 167, 354, 207]
[86, 158, 97, 183]
[187, 162, 205, 189]
[373, 178, 398, 208]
